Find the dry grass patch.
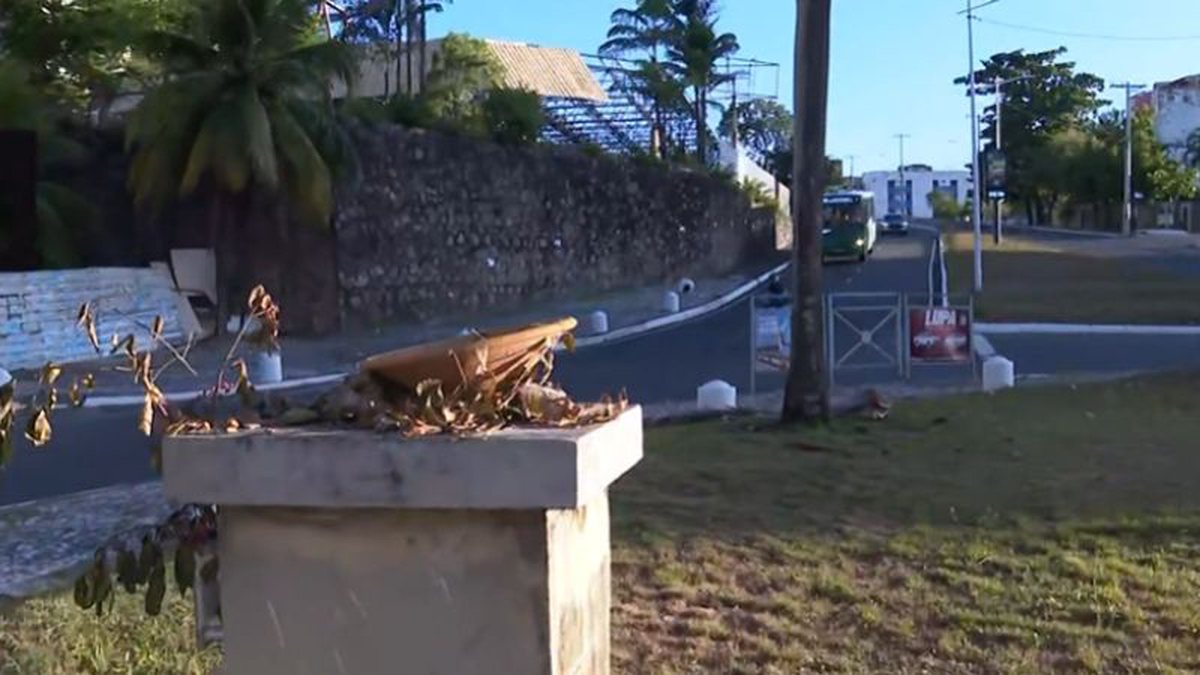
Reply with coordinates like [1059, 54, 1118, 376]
[945, 232, 1200, 324]
[612, 372, 1200, 673]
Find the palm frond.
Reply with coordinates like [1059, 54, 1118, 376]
[270, 101, 335, 227]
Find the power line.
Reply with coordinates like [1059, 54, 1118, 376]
[977, 17, 1200, 42]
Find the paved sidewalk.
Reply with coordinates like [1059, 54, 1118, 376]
[10, 264, 783, 400]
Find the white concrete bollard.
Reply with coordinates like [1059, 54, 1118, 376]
[248, 351, 283, 385]
[697, 380, 737, 411]
[982, 356, 1015, 392]
[662, 291, 681, 314]
[588, 310, 610, 335]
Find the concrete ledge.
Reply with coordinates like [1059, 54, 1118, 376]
[164, 407, 643, 510]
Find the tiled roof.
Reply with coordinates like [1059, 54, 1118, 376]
[482, 40, 608, 102]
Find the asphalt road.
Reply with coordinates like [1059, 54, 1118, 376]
[988, 333, 1200, 378]
[0, 231, 937, 505]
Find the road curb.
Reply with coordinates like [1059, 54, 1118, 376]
[79, 262, 792, 408]
[572, 260, 791, 349]
[977, 323, 1200, 335]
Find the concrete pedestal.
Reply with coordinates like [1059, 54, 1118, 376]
[163, 407, 643, 675]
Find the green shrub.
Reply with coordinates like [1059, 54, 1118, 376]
[480, 88, 543, 145]
[387, 93, 437, 129]
[740, 176, 780, 211]
[580, 142, 608, 159]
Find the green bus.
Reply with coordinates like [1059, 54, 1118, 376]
[821, 191, 877, 263]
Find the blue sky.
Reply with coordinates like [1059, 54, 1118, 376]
[429, 1, 1200, 173]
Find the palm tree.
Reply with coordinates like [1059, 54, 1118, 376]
[415, 1, 451, 93]
[665, 0, 739, 164]
[783, 0, 832, 424]
[600, 0, 676, 157]
[126, 0, 358, 328]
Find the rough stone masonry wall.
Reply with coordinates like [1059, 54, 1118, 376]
[334, 127, 777, 324]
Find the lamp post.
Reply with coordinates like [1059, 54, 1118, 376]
[1111, 82, 1147, 237]
[960, 0, 999, 292]
[990, 73, 1032, 244]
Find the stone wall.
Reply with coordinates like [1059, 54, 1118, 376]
[334, 127, 777, 325]
[0, 267, 183, 370]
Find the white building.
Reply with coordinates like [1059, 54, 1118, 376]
[1133, 75, 1200, 166]
[861, 167, 971, 220]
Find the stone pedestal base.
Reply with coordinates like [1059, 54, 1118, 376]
[219, 498, 610, 675]
[164, 407, 642, 675]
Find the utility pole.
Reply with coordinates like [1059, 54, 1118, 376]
[959, 0, 996, 293]
[895, 133, 910, 217]
[1111, 82, 1146, 237]
[846, 154, 856, 182]
[993, 76, 1003, 244]
[990, 73, 1031, 244]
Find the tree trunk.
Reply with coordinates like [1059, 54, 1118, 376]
[695, 86, 706, 164]
[782, 0, 832, 424]
[417, 7, 428, 93]
[404, 0, 417, 95]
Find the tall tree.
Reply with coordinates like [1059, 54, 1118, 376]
[956, 48, 1106, 224]
[342, 0, 448, 96]
[665, 0, 739, 164]
[126, 0, 359, 327]
[600, 0, 678, 157]
[718, 98, 792, 162]
[782, 0, 831, 424]
[0, 0, 187, 124]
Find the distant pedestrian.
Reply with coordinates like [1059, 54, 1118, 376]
[767, 273, 785, 296]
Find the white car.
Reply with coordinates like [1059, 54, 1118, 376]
[913, 333, 939, 348]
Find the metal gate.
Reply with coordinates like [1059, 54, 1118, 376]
[825, 292, 905, 386]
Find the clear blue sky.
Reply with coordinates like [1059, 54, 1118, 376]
[429, 0, 1200, 173]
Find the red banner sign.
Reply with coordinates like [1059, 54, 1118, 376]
[909, 307, 971, 362]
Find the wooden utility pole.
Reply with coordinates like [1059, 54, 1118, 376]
[782, 0, 832, 423]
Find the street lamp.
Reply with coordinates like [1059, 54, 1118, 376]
[1110, 82, 1147, 237]
[989, 73, 1032, 244]
[960, 0, 999, 293]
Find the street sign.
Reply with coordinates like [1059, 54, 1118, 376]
[909, 307, 971, 362]
[985, 149, 1006, 197]
[753, 296, 790, 373]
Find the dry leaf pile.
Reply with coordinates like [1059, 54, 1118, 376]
[302, 333, 628, 437]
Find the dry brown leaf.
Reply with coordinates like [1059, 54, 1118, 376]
[40, 362, 62, 387]
[111, 334, 136, 358]
[77, 303, 102, 353]
[68, 380, 88, 408]
[25, 407, 52, 446]
[150, 316, 164, 343]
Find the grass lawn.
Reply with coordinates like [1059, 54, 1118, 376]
[945, 231, 1200, 324]
[0, 590, 217, 674]
[4, 374, 1200, 673]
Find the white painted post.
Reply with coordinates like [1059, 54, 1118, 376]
[662, 291, 681, 314]
[697, 380, 737, 411]
[982, 356, 1015, 392]
[588, 310, 610, 335]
